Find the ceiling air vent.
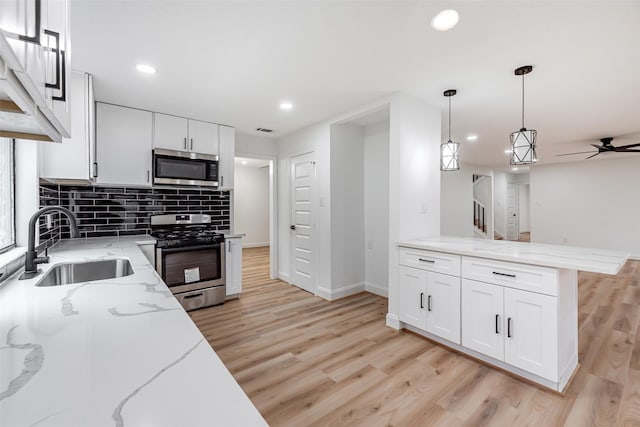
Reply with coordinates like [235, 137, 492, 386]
[256, 128, 273, 133]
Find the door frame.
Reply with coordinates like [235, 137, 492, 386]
[234, 151, 278, 280]
[289, 151, 317, 295]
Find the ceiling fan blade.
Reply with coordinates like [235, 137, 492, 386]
[616, 149, 640, 152]
[585, 152, 601, 159]
[556, 151, 597, 157]
[615, 142, 640, 150]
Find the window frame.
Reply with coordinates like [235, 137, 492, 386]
[0, 138, 16, 254]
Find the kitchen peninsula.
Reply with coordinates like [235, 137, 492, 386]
[390, 236, 630, 393]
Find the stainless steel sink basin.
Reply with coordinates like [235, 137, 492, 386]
[35, 259, 134, 287]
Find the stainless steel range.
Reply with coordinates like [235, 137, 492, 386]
[151, 214, 225, 311]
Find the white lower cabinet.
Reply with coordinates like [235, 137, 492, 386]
[398, 266, 461, 344]
[461, 278, 558, 381]
[225, 237, 243, 297]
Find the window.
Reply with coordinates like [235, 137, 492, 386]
[0, 138, 15, 253]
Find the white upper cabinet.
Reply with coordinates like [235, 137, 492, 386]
[188, 119, 218, 155]
[40, 70, 93, 181]
[0, 0, 71, 140]
[96, 102, 153, 187]
[154, 113, 189, 151]
[218, 125, 235, 190]
[153, 113, 219, 155]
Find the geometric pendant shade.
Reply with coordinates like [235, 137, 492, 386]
[510, 65, 537, 166]
[441, 89, 460, 171]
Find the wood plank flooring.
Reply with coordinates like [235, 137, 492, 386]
[189, 246, 640, 426]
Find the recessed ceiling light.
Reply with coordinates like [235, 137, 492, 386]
[504, 149, 512, 154]
[431, 9, 459, 31]
[280, 102, 293, 110]
[241, 160, 248, 165]
[136, 64, 156, 74]
[512, 167, 519, 171]
[466, 135, 478, 141]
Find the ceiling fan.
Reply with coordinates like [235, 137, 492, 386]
[556, 137, 640, 159]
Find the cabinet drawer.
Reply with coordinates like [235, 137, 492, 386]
[399, 248, 461, 276]
[462, 257, 558, 296]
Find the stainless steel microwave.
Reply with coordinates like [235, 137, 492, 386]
[153, 149, 219, 187]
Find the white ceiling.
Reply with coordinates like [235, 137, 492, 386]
[70, 1, 640, 168]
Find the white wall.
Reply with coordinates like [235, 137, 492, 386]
[329, 124, 365, 296]
[236, 132, 277, 156]
[234, 164, 270, 247]
[441, 163, 493, 239]
[364, 121, 389, 297]
[387, 94, 441, 328]
[518, 184, 530, 233]
[530, 157, 640, 258]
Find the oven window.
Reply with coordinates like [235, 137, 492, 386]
[162, 248, 221, 287]
[156, 156, 208, 181]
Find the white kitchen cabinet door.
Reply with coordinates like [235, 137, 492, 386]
[218, 125, 235, 189]
[225, 238, 243, 296]
[425, 272, 461, 344]
[461, 279, 505, 361]
[187, 119, 218, 155]
[504, 288, 558, 381]
[153, 113, 188, 152]
[45, 0, 71, 134]
[95, 102, 153, 187]
[40, 70, 91, 180]
[398, 266, 427, 330]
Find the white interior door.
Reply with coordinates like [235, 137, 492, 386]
[290, 152, 315, 293]
[506, 184, 519, 241]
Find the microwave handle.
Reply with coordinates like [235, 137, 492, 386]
[220, 175, 223, 187]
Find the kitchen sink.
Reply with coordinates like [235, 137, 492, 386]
[35, 259, 134, 287]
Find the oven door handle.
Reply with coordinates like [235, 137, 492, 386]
[159, 243, 223, 254]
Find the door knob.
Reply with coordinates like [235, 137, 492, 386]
[290, 225, 296, 230]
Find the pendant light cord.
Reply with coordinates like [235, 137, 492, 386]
[448, 96, 452, 141]
[521, 73, 525, 129]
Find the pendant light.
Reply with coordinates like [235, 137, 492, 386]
[441, 89, 459, 171]
[510, 65, 537, 165]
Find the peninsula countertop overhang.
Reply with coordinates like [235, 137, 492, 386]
[398, 236, 630, 275]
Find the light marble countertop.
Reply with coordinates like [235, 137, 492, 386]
[0, 236, 266, 427]
[398, 236, 630, 275]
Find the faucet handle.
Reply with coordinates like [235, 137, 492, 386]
[34, 256, 50, 265]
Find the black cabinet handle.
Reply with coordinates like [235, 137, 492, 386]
[14, 0, 42, 44]
[420, 292, 424, 309]
[93, 162, 98, 178]
[507, 317, 512, 338]
[492, 271, 516, 278]
[418, 258, 435, 263]
[495, 314, 499, 334]
[183, 293, 203, 300]
[427, 295, 432, 312]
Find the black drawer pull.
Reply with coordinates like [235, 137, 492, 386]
[495, 314, 499, 334]
[420, 292, 424, 309]
[183, 293, 203, 300]
[507, 317, 512, 337]
[427, 295, 432, 312]
[492, 271, 516, 278]
[418, 258, 435, 263]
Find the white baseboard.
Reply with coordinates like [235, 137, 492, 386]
[278, 272, 290, 283]
[243, 242, 269, 248]
[386, 313, 401, 330]
[365, 282, 388, 298]
[316, 281, 365, 301]
[631, 253, 640, 261]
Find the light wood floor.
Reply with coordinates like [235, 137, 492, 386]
[189, 247, 640, 426]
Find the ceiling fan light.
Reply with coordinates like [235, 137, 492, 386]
[441, 140, 460, 171]
[510, 128, 537, 165]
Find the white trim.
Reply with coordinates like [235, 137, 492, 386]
[386, 313, 401, 330]
[278, 272, 290, 283]
[365, 281, 388, 298]
[316, 281, 365, 301]
[0, 247, 26, 271]
[631, 253, 640, 260]
[242, 242, 269, 248]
